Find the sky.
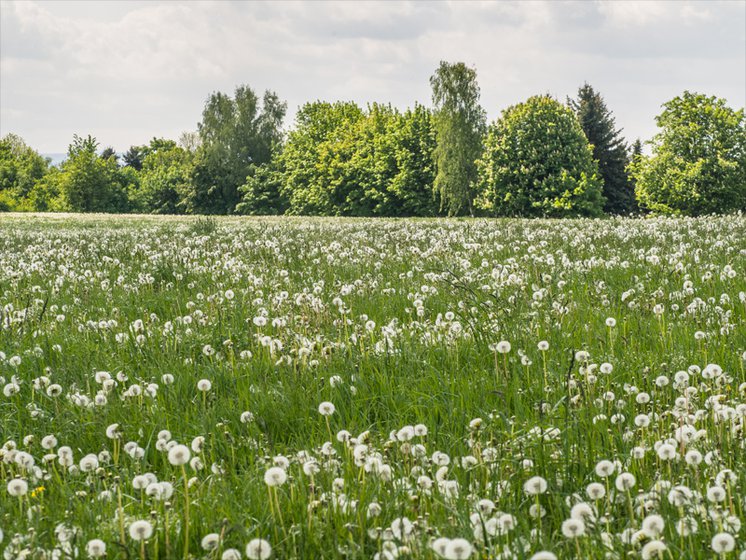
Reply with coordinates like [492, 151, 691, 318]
[1, 0, 744, 155]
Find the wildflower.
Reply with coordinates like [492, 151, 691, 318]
[105, 423, 121, 439]
[7, 478, 28, 496]
[168, 444, 191, 466]
[615, 472, 636, 491]
[80, 454, 99, 472]
[432, 538, 450, 557]
[586, 482, 606, 500]
[444, 538, 473, 560]
[685, 449, 703, 466]
[641, 540, 667, 560]
[641, 514, 665, 537]
[656, 443, 676, 460]
[318, 401, 335, 416]
[524, 476, 548, 495]
[390, 517, 414, 539]
[264, 466, 287, 487]
[711, 533, 735, 554]
[707, 486, 727, 503]
[202, 533, 220, 551]
[595, 460, 615, 478]
[128, 520, 154, 541]
[197, 379, 212, 392]
[86, 539, 107, 557]
[246, 538, 272, 560]
[570, 503, 595, 522]
[561, 518, 585, 538]
[675, 517, 698, 536]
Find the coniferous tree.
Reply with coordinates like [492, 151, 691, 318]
[123, 146, 144, 170]
[569, 84, 636, 214]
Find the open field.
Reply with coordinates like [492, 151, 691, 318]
[1, 213, 745, 559]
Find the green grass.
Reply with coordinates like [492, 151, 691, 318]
[0, 213, 745, 559]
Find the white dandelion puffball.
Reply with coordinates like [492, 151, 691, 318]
[201, 533, 220, 551]
[641, 540, 667, 560]
[168, 444, 191, 466]
[524, 476, 548, 495]
[318, 401, 335, 416]
[264, 466, 287, 487]
[444, 538, 473, 560]
[128, 520, 154, 541]
[197, 379, 212, 392]
[531, 553, 558, 560]
[7, 478, 28, 497]
[86, 539, 107, 557]
[246, 538, 272, 560]
[222, 549, 242, 560]
[561, 518, 586, 538]
[615, 472, 636, 491]
[641, 514, 665, 537]
[595, 460, 614, 478]
[711, 532, 735, 553]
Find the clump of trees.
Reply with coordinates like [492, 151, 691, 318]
[629, 92, 745, 215]
[2, 67, 743, 217]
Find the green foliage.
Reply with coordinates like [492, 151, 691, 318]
[381, 104, 439, 216]
[476, 95, 605, 217]
[629, 92, 746, 215]
[0, 134, 50, 210]
[188, 86, 287, 214]
[272, 101, 438, 217]
[55, 134, 132, 212]
[6, 84, 740, 218]
[123, 145, 144, 170]
[100, 146, 118, 163]
[236, 161, 288, 215]
[133, 139, 192, 214]
[430, 61, 486, 216]
[279, 101, 365, 215]
[569, 84, 637, 214]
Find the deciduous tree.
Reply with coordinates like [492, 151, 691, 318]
[430, 61, 486, 216]
[476, 95, 604, 217]
[629, 92, 745, 215]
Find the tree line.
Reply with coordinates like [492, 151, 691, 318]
[2, 62, 744, 217]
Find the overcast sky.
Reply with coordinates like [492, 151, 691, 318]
[1, 0, 744, 154]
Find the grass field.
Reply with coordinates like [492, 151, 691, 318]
[1, 213, 745, 560]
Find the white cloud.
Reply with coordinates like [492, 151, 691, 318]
[1, 0, 743, 153]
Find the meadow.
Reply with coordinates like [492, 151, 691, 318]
[0, 213, 745, 560]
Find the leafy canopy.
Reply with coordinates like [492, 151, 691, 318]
[476, 95, 605, 217]
[629, 91, 745, 215]
[430, 61, 486, 216]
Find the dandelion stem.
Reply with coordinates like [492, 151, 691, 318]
[181, 464, 190, 559]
